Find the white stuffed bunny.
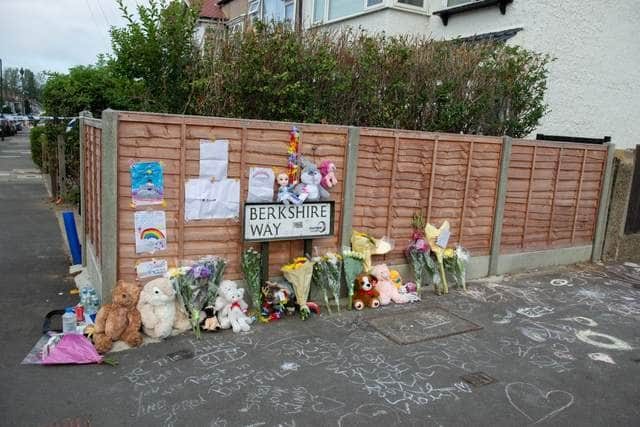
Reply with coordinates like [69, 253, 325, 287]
[215, 280, 251, 333]
[137, 277, 177, 339]
[294, 160, 330, 202]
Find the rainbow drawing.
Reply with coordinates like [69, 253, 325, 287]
[140, 228, 165, 240]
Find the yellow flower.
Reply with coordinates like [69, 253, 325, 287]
[444, 248, 455, 258]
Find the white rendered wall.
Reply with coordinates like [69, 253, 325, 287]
[429, 0, 640, 148]
[302, 3, 430, 37]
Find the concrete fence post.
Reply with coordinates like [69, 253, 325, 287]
[489, 136, 512, 276]
[339, 127, 360, 250]
[78, 111, 92, 267]
[56, 133, 66, 196]
[591, 142, 616, 262]
[100, 109, 118, 303]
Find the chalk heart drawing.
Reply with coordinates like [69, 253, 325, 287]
[505, 382, 574, 424]
[337, 404, 400, 427]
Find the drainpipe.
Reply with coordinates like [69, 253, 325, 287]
[295, 0, 302, 32]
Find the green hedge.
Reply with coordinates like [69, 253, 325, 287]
[193, 25, 551, 137]
[29, 126, 46, 169]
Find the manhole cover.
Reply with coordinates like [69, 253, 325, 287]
[366, 306, 482, 345]
[461, 371, 497, 387]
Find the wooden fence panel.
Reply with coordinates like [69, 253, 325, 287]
[116, 114, 348, 282]
[78, 111, 610, 285]
[353, 130, 502, 266]
[501, 140, 607, 252]
[83, 122, 102, 258]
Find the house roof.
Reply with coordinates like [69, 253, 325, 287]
[200, 0, 226, 20]
[459, 27, 523, 43]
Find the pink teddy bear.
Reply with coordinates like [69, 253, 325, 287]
[371, 264, 419, 305]
[319, 160, 338, 190]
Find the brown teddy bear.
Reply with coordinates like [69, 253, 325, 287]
[353, 273, 381, 310]
[93, 280, 143, 354]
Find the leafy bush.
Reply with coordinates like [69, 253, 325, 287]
[29, 126, 46, 168]
[193, 25, 550, 137]
[42, 63, 140, 118]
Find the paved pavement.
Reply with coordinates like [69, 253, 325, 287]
[1, 130, 639, 426]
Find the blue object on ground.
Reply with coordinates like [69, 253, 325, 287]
[63, 211, 82, 265]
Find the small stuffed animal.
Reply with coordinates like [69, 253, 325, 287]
[319, 160, 338, 190]
[93, 280, 143, 353]
[261, 281, 291, 321]
[201, 306, 221, 331]
[137, 277, 176, 339]
[215, 280, 251, 333]
[371, 264, 419, 305]
[294, 160, 330, 202]
[353, 273, 381, 310]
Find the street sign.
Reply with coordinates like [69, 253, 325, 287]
[243, 201, 334, 242]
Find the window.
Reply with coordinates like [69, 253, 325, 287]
[229, 20, 244, 33]
[398, 0, 423, 6]
[248, 0, 261, 21]
[448, 0, 477, 6]
[313, 0, 325, 22]
[314, 0, 384, 24]
[328, 0, 362, 20]
[284, 0, 295, 23]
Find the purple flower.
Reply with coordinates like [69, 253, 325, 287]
[415, 239, 427, 252]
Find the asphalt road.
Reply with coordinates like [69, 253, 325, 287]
[0, 129, 639, 426]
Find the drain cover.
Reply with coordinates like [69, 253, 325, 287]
[366, 306, 482, 345]
[461, 372, 497, 387]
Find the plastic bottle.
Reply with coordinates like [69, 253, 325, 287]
[62, 307, 77, 333]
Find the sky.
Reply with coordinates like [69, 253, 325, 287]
[0, 0, 150, 74]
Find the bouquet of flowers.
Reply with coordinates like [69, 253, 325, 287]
[351, 230, 393, 272]
[443, 245, 470, 291]
[281, 257, 315, 320]
[425, 221, 449, 295]
[342, 249, 364, 310]
[170, 256, 227, 339]
[241, 248, 262, 313]
[312, 252, 343, 314]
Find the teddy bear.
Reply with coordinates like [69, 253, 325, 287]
[319, 160, 338, 190]
[294, 160, 330, 202]
[214, 280, 251, 333]
[93, 280, 143, 353]
[352, 273, 381, 310]
[137, 277, 178, 339]
[370, 264, 420, 305]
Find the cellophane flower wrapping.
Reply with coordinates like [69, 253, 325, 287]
[324, 253, 342, 313]
[342, 250, 364, 310]
[312, 253, 343, 314]
[444, 245, 470, 290]
[242, 248, 262, 312]
[170, 256, 227, 339]
[312, 259, 330, 313]
[281, 258, 315, 320]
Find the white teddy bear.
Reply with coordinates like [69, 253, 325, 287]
[137, 277, 178, 339]
[214, 280, 251, 333]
